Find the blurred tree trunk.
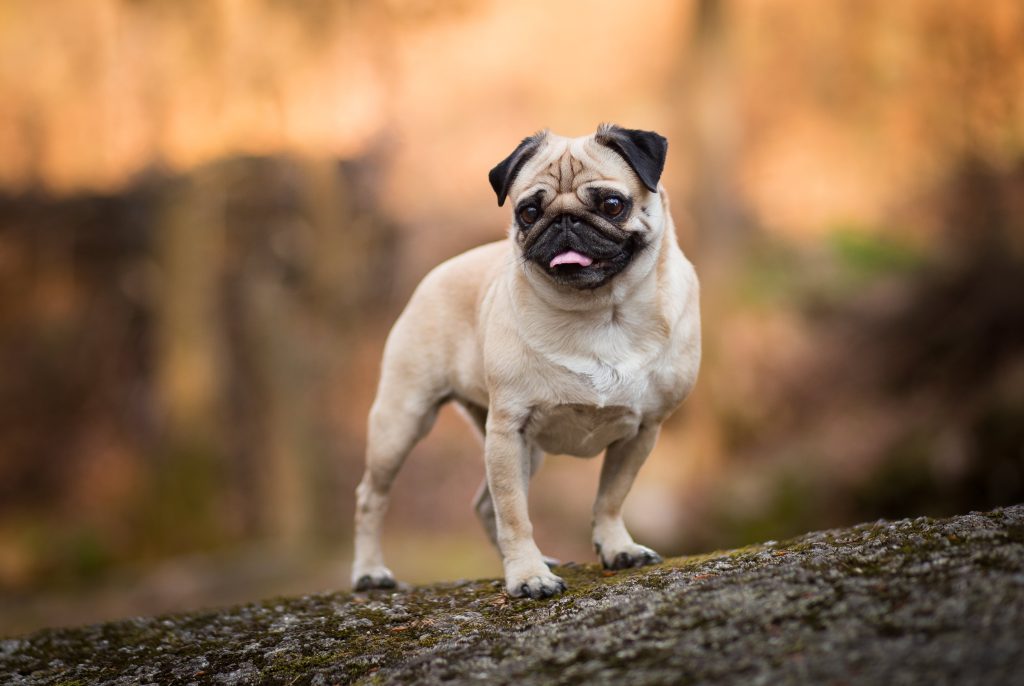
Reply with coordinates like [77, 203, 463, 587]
[661, 0, 747, 501]
[240, 268, 313, 545]
[304, 159, 361, 314]
[222, 159, 319, 547]
[151, 165, 227, 549]
[686, 0, 747, 259]
[298, 157, 390, 543]
[225, 157, 384, 547]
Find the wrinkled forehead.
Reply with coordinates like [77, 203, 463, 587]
[509, 135, 638, 203]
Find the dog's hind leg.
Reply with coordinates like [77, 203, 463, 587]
[459, 401, 502, 550]
[352, 377, 443, 591]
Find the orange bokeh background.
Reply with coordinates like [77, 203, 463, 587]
[1, 0, 1022, 636]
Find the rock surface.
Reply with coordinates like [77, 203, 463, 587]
[3, 506, 1023, 685]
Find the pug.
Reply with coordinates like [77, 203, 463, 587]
[352, 124, 701, 599]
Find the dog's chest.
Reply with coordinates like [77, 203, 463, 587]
[528, 402, 640, 457]
[526, 347, 661, 457]
[541, 319, 664, 404]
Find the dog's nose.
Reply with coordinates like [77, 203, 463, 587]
[554, 214, 583, 232]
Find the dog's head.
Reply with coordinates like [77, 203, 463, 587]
[489, 125, 668, 290]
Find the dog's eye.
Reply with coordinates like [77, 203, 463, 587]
[518, 204, 540, 225]
[600, 195, 625, 218]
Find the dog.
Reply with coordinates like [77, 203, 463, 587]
[352, 124, 701, 598]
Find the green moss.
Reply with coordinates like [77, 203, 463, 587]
[263, 650, 361, 680]
[4, 506, 1023, 685]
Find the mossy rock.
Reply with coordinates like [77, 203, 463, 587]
[3, 506, 1023, 685]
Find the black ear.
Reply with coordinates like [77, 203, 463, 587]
[595, 124, 668, 193]
[488, 131, 545, 206]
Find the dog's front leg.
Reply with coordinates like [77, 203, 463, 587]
[484, 412, 566, 598]
[593, 423, 664, 570]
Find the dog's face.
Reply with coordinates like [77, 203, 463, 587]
[489, 125, 668, 290]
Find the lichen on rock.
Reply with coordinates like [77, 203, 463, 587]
[2, 506, 1023, 685]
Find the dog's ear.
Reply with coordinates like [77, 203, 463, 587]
[488, 131, 546, 207]
[595, 124, 668, 193]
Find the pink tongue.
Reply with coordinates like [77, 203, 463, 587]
[549, 250, 593, 268]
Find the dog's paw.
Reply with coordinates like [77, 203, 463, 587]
[352, 566, 397, 591]
[506, 568, 567, 599]
[598, 543, 663, 570]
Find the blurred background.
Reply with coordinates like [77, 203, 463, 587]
[2, 0, 1023, 636]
